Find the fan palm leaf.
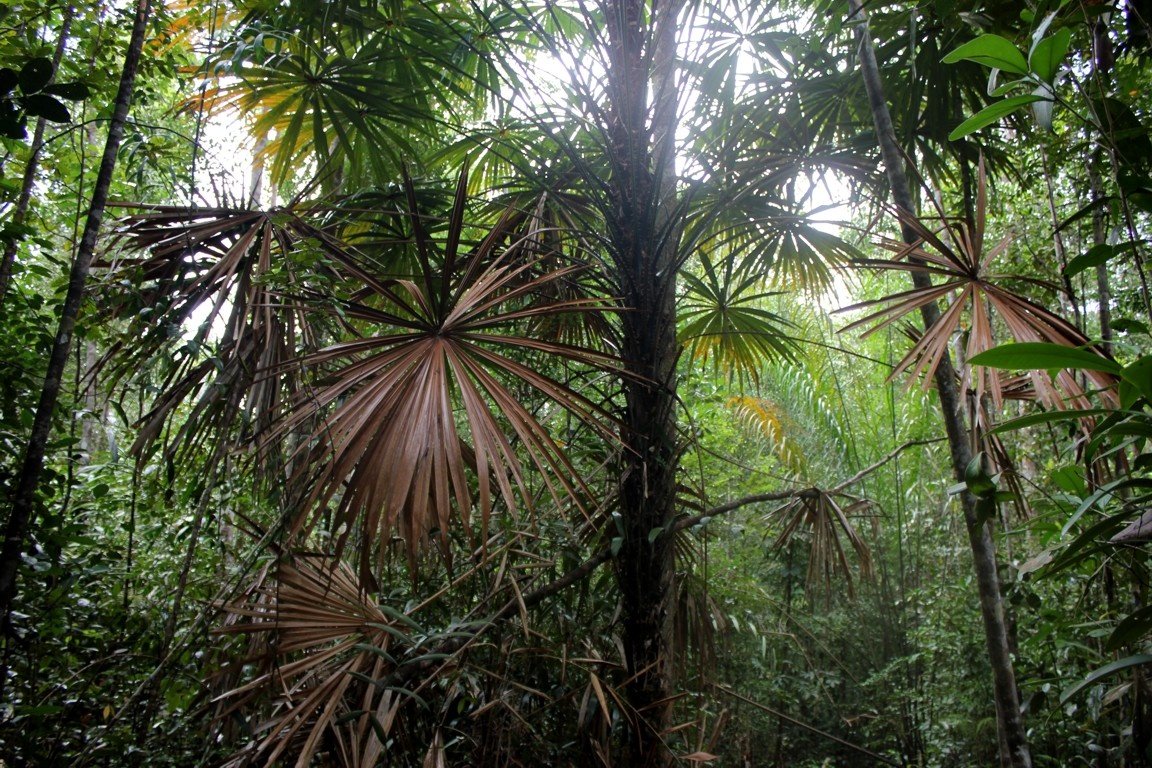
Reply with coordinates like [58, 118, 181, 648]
[838, 159, 1118, 410]
[270, 171, 620, 574]
[214, 554, 415, 767]
[97, 202, 333, 462]
[770, 489, 873, 599]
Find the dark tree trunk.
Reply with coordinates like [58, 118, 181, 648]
[0, 0, 153, 624]
[848, 3, 1033, 767]
[602, 0, 681, 764]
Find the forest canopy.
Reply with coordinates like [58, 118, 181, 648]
[1, 0, 1151, 766]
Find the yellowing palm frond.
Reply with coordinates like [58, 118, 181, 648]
[727, 395, 804, 472]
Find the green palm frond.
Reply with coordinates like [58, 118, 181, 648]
[200, 39, 428, 187]
[196, 0, 512, 191]
[679, 252, 798, 383]
[681, 185, 860, 293]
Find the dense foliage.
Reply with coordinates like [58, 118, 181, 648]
[1, 0, 1151, 766]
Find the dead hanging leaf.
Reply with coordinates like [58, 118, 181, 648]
[837, 156, 1118, 411]
[1016, 549, 1054, 576]
[97, 202, 332, 463]
[423, 730, 447, 768]
[770, 489, 873, 598]
[681, 751, 719, 763]
[268, 169, 621, 578]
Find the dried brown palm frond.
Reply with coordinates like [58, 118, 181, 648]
[672, 571, 726, 671]
[769, 489, 873, 599]
[270, 170, 621, 575]
[97, 200, 339, 463]
[476, 185, 616, 350]
[837, 158, 1118, 411]
[213, 554, 419, 768]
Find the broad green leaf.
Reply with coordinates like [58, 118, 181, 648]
[1120, 355, 1152, 403]
[0, 67, 17, 97]
[1093, 98, 1152, 169]
[1057, 195, 1114, 232]
[949, 95, 1044, 140]
[42, 81, 90, 101]
[1065, 241, 1143, 278]
[1060, 654, 1152, 703]
[17, 57, 53, 94]
[1112, 318, 1149, 335]
[964, 453, 996, 498]
[1051, 465, 1088, 497]
[0, 100, 24, 139]
[1106, 606, 1152, 651]
[990, 409, 1112, 434]
[969, 342, 1121, 375]
[22, 94, 70, 123]
[943, 34, 1029, 75]
[1064, 244, 1116, 277]
[991, 77, 1030, 97]
[1029, 27, 1071, 83]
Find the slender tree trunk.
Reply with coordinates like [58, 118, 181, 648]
[0, 0, 153, 624]
[1089, 155, 1114, 356]
[0, 5, 76, 304]
[603, 0, 681, 763]
[847, 4, 1033, 767]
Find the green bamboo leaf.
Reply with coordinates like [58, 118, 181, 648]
[1060, 654, 1152, 703]
[968, 342, 1121, 374]
[943, 34, 1029, 75]
[1062, 478, 1152, 536]
[948, 95, 1045, 141]
[1048, 508, 1138, 575]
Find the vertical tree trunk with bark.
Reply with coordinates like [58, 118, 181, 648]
[847, 3, 1033, 767]
[602, 0, 681, 764]
[0, 0, 153, 623]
